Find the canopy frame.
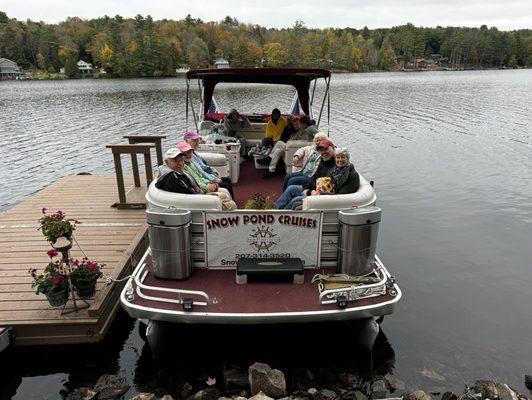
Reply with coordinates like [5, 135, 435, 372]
[185, 68, 331, 130]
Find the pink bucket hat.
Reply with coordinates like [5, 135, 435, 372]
[183, 130, 201, 140]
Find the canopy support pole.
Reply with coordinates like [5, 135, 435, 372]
[310, 78, 317, 118]
[317, 76, 330, 129]
[185, 79, 189, 125]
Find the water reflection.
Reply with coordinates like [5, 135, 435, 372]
[1, 311, 396, 399]
[131, 320, 396, 398]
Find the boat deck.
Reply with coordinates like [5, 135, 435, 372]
[133, 256, 396, 314]
[0, 175, 148, 346]
[232, 159, 285, 208]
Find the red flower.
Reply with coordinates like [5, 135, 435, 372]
[47, 249, 58, 258]
[41, 207, 47, 214]
[72, 259, 79, 266]
[50, 276, 63, 285]
[87, 261, 96, 270]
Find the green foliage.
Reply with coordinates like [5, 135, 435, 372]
[70, 257, 104, 286]
[38, 208, 79, 243]
[58, 46, 79, 78]
[231, 39, 262, 67]
[244, 193, 276, 210]
[0, 10, 531, 78]
[28, 261, 68, 294]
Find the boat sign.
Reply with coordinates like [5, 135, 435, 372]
[204, 211, 323, 267]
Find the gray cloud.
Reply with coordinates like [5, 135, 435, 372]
[2, 0, 531, 30]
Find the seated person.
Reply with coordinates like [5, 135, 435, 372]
[248, 137, 274, 157]
[283, 131, 328, 189]
[184, 129, 234, 198]
[260, 115, 313, 178]
[156, 148, 201, 194]
[223, 108, 251, 156]
[279, 116, 298, 143]
[265, 108, 287, 142]
[275, 139, 337, 209]
[289, 115, 313, 141]
[179, 142, 237, 210]
[277, 147, 360, 210]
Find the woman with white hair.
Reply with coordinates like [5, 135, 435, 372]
[276, 146, 360, 210]
[282, 131, 329, 190]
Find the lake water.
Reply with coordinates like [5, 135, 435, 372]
[1, 70, 531, 399]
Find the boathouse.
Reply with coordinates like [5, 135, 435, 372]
[0, 58, 21, 79]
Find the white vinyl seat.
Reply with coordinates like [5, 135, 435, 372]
[302, 174, 376, 210]
[146, 179, 223, 211]
[197, 152, 230, 178]
[285, 140, 312, 173]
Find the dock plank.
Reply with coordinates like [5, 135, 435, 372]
[0, 174, 148, 345]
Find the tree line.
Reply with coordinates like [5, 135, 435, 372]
[0, 11, 531, 78]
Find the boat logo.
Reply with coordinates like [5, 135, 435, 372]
[247, 225, 280, 252]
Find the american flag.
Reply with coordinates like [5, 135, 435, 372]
[208, 97, 218, 113]
[289, 92, 300, 115]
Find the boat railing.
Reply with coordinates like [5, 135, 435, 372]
[125, 250, 211, 307]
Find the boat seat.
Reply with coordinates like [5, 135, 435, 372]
[146, 179, 223, 211]
[302, 175, 377, 210]
[239, 123, 267, 151]
[197, 151, 230, 178]
[284, 140, 312, 173]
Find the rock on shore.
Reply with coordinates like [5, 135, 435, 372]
[66, 364, 531, 400]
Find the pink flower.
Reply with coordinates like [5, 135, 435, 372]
[50, 276, 63, 285]
[47, 249, 58, 258]
[72, 259, 79, 267]
[87, 261, 96, 270]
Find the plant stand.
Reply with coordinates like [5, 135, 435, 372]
[52, 238, 90, 315]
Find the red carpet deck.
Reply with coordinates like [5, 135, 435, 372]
[233, 160, 285, 208]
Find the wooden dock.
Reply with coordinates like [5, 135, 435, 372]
[0, 174, 149, 346]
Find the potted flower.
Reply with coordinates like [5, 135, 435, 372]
[38, 208, 79, 245]
[244, 193, 276, 210]
[70, 257, 104, 299]
[28, 253, 69, 307]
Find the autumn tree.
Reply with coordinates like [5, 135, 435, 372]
[263, 42, 288, 67]
[58, 46, 79, 78]
[231, 39, 262, 67]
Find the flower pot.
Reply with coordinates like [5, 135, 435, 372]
[74, 282, 96, 299]
[45, 288, 69, 307]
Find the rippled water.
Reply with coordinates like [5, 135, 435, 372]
[1, 70, 531, 399]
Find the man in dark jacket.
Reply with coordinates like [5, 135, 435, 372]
[155, 148, 201, 194]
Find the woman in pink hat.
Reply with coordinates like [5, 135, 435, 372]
[183, 130, 234, 197]
[178, 142, 237, 210]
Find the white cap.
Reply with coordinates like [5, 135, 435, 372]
[163, 148, 182, 161]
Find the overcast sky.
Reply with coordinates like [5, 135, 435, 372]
[2, 0, 531, 30]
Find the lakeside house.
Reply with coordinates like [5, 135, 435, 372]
[0, 58, 22, 79]
[176, 65, 190, 73]
[77, 60, 93, 73]
[214, 57, 229, 69]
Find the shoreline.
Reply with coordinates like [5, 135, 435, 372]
[61, 362, 532, 400]
[5, 66, 531, 81]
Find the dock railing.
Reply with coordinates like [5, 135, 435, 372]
[106, 135, 167, 209]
